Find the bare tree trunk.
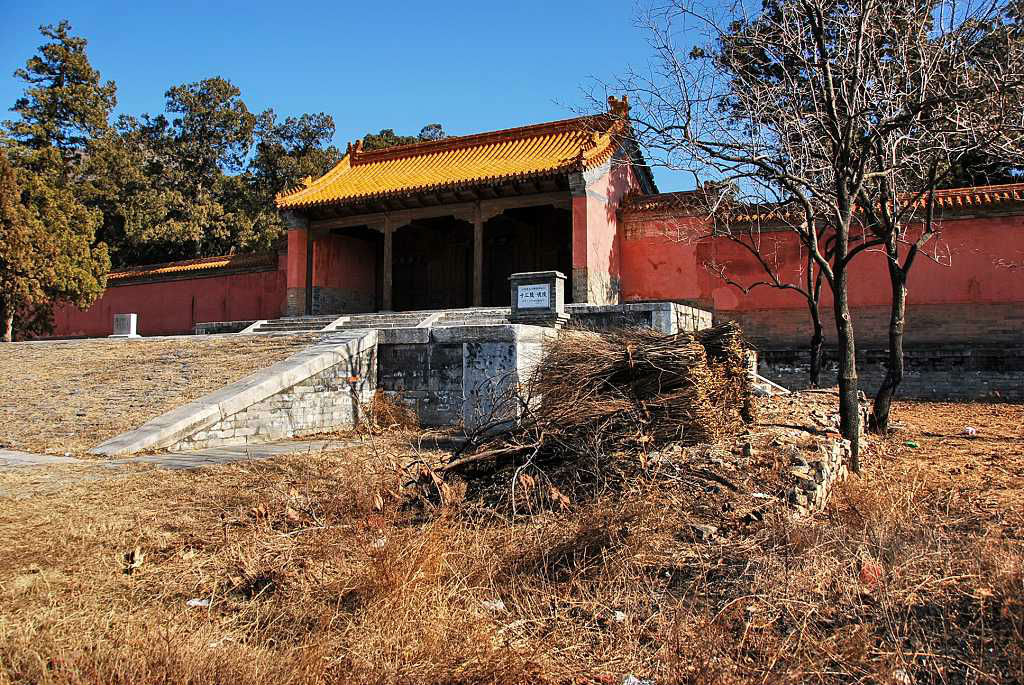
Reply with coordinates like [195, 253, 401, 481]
[871, 243, 907, 433]
[808, 300, 824, 388]
[832, 264, 861, 472]
[807, 257, 825, 388]
[3, 313, 12, 343]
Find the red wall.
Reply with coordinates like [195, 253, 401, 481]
[573, 162, 641, 303]
[52, 256, 287, 338]
[619, 212, 1024, 346]
[48, 201, 1024, 345]
[286, 229, 308, 291]
[314, 234, 377, 295]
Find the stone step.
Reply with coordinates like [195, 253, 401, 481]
[261, 320, 336, 325]
[333, 322, 419, 330]
[434, 320, 508, 327]
[257, 325, 327, 332]
[251, 316, 344, 333]
[259, 319, 335, 325]
[345, 316, 425, 324]
[439, 309, 509, 318]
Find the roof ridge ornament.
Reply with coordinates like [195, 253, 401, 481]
[346, 139, 365, 160]
[608, 94, 630, 118]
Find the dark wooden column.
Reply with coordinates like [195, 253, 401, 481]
[382, 215, 393, 311]
[473, 203, 483, 306]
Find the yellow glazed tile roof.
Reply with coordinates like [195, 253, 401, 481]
[108, 253, 277, 283]
[621, 182, 1024, 220]
[929, 182, 1024, 209]
[277, 98, 631, 210]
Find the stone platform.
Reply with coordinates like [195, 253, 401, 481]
[99, 303, 716, 455]
[198, 301, 713, 337]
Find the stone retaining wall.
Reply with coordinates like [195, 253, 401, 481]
[172, 357, 368, 451]
[759, 345, 1024, 401]
[377, 334, 463, 426]
[787, 438, 852, 516]
[376, 325, 556, 429]
[567, 302, 713, 334]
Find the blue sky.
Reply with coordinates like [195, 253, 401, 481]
[0, 0, 692, 192]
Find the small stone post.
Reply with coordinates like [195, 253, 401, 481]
[109, 313, 140, 338]
[508, 270, 569, 328]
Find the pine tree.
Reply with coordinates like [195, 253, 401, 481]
[2, 21, 111, 339]
[0, 149, 53, 342]
[7, 21, 116, 167]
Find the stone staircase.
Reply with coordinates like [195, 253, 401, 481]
[333, 311, 436, 330]
[247, 308, 513, 334]
[434, 307, 511, 327]
[251, 315, 341, 333]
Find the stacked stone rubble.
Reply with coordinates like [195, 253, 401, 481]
[787, 438, 851, 516]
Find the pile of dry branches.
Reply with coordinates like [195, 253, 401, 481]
[363, 390, 420, 434]
[432, 322, 755, 505]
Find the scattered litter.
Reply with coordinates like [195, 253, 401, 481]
[891, 668, 913, 685]
[481, 599, 506, 612]
[186, 598, 211, 608]
[613, 610, 627, 623]
[622, 675, 655, 685]
[963, 426, 977, 436]
[859, 558, 884, 588]
[370, 536, 387, 549]
[904, 440, 920, 448]
[691, 523, 719, 542]
[123, 546, 144, 575]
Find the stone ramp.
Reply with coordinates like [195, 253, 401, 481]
[89, 329, 377, 457]
[1, 439, 358, 472]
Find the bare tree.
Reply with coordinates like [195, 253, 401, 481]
[703, 186, 831, 387]
[609, 0, 1024, 470]
[854, 5, 1024, 431]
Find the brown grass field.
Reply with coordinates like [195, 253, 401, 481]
[0, 335, 316, 455]
[0, 398, 1021, 684]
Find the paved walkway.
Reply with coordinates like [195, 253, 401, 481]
[0, 449, 86, 468]
[0, 439, 356, 472]
[109, 439, 348, 470]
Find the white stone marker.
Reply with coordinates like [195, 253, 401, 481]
[110, 313, 140, 338]
[516, 283, 551, 309]
[508, 271, 569, 328]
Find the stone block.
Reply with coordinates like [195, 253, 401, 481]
[109, 313, 140, 338]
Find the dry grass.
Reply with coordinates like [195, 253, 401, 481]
[0, 400, 1021, 684]
[0, 335, 317, 455]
